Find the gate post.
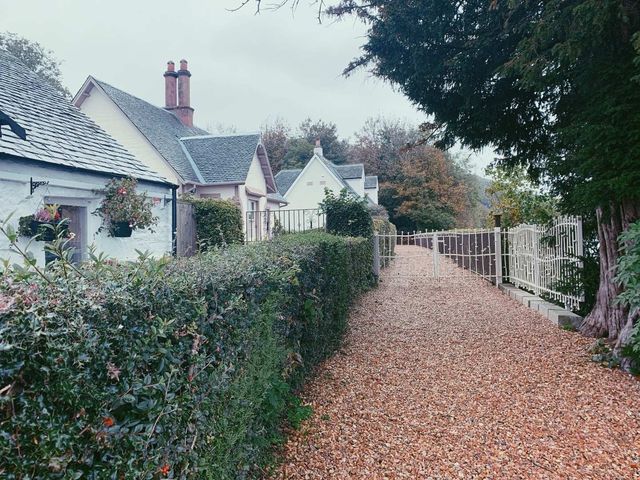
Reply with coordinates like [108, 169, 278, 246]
[432, 232, 439, 277]
[372, 234, 380, 278]
[494, 227, 503, 286]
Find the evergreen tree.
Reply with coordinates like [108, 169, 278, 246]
[328, 0, 640, 351]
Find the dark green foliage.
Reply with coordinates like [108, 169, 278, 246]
[617, 221, 640, 369]
[0, 233, 373, 479]
[321, 189, 373, 238]
[329, 0, 640, 216]
[190, 198, 244, 249]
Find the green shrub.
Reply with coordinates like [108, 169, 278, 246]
[0, 232, 373, 479]
[616, 221, 640, 368]
[320, 189, 373, 238]
[190, 198, 244, 249]
[373, 218, 397, 267]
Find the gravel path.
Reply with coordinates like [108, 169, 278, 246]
[273, 245, 640, 479]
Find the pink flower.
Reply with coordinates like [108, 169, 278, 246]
[0, 293, 15, 315]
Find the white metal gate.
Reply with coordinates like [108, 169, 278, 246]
[374, 216, 584, 309]
[374, 228, 502, 283]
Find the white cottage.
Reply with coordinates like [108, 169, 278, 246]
[0, 49, 175, 265]
[73, 60, 284, 224]
[274, 141, 379, 210]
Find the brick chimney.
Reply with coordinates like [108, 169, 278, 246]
[313, 138, 323, 157]
[163, 61, 178, 110]
[176, 59, 194, 127]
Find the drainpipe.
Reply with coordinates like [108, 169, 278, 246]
[171, 185, 178, 256]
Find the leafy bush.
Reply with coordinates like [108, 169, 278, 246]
[320, 189, 373, 238]
[373, 218, 396, 267]
[190, 198, 244, 249]
[0, 232, 372, 479]
[616, 221, 640, 368]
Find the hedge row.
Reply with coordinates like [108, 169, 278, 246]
[0, 232, 373, 479]
[190, 198, 244, 249]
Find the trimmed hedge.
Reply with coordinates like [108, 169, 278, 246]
[0, 233, 373, 479]
[190, 198, 244, 249]
[321, 189, 373, 238]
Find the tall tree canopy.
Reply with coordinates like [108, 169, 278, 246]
[262, 117, 349, 172]
[0, 32, 70, 97]
[323, 0, 640, 350]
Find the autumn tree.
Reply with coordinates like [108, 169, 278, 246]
[349, 117, 418, 180]
[485, 165, 558, 229]
[0, 32, 69, 97]
[261, 118, 291, 173]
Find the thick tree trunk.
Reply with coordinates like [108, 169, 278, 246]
[580, 202, 640, 360]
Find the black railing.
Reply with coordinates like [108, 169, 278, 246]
[245, 208, 326, 242]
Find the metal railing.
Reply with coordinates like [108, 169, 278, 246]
[245, 208, 326, 242]
[502, 215, 583, 310]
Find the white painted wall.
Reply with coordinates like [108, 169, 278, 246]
[77, 83, 182, 186]
[345, 176, 365, 197]
[365, 187, 379, 204]
[0, 159, 173, 266]
[284, 156, 345, 210]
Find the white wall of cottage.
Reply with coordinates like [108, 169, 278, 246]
[77, 83, 183, 186]
[0, 159, 173, 266]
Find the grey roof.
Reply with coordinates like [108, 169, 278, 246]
[0, 50, 167, 183]
[335, 163, 364, 179]
[179, 134, 261, 184]
[267, 192, 288, 204]
[275, 168, 302, 194]
[93, 79, 207, 182]
[365, 175, 378, 189]
[318, 156, 360, 197]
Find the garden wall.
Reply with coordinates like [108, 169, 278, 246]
[0, 232, 373, 479]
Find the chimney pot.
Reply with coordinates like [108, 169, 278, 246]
[176, 58, 194, 127]
[163, 60, 178, 110]
[313, 139, 324, 157]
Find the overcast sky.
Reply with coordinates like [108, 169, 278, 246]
[2, 0, 494, 174]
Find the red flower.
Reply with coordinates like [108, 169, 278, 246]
[102, 416, 115, 427]
[159, 464, 170, 476]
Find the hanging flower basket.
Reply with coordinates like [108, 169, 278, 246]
[110, 221, 133, 238]
[94, 177, 158, 238]
[17, 205, 66, 241]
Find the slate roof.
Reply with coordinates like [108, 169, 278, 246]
[365, 175, 378, 189]
[335, 163, 364, 179]
[274, 168, 303, 194]
[267, 192, 288, 204]
[93, 79, 207, 182]
[0, 50, 167, 183]
[180, 134, 261, 184]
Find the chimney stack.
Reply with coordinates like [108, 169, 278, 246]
[176, 59, 194, 127]
[163, 61, 178, 110]
[313, 138, 323, 157]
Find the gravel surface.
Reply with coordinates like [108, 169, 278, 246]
[273, 245, 640, 479]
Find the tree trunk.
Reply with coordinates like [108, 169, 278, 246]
[580, 202, 640, 355]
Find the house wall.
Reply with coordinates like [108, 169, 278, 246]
[0, 158, 173, 266]
[284, 157, 345, 210]
[365, 187, 379, 204]
[345, 177, 365, 198]
[78, 85, 182, 186]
